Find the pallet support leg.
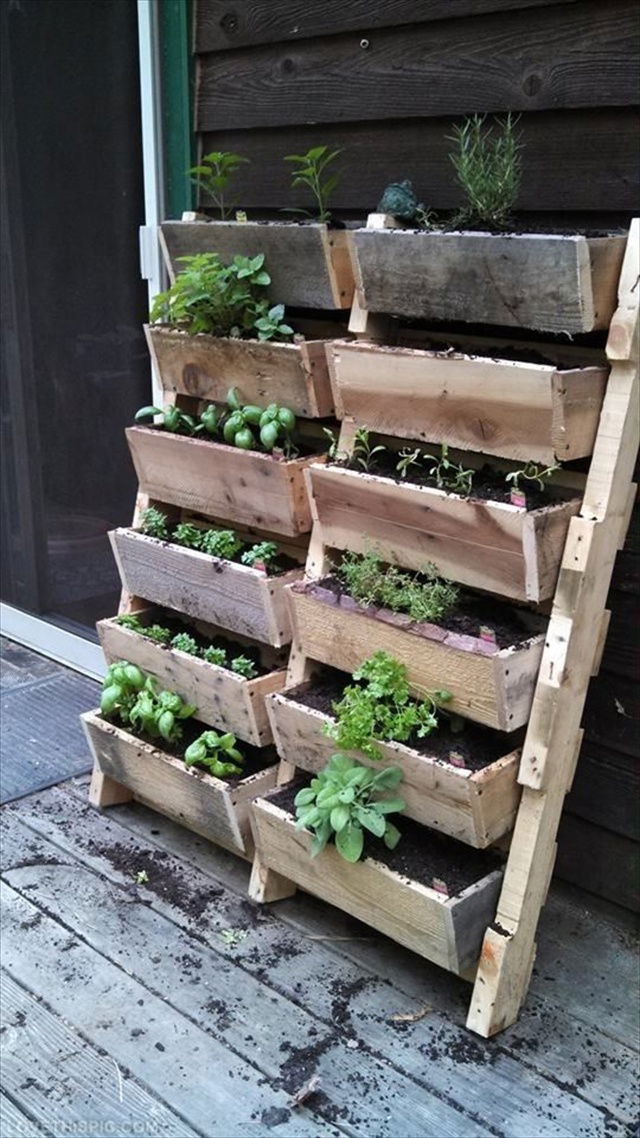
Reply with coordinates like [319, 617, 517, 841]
[88, 761, 133, 808]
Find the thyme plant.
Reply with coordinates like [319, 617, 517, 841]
[337, 552, 459, 624]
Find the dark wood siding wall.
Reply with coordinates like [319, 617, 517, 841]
[192, 0, 640, 910]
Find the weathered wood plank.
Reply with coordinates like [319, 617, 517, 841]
[98, 614, 285, 745]
[308, 463, 580, 602]
[0, 971, 199, 1138]
[267, 691, 520, 846]
[146, 324, 335, 418]
[351, 228, 627, 333]
[288, 582, 545, 730]
[0, 1091, 43, 1138]
[160, 220, 354, 309]
[566, 742, 640, 841]
[195, 0, 579, 52]
[199, 108, 640, 214]
[13, 785, 638, 1129]
[0, 882, 334, 1138]
[251, 798, 503, 975]
[83, 711, 276, 858]
[328, 340, 607, 463]
[196, 2, 639, 130]
[126, 426, 319, 536]
[110, 528, 301, 646]
[582, 669, 640, 758]
[556, 815, 640, 912]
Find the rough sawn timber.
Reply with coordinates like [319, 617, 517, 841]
[146, 324, 335, 418]
[84, 711, 276, 859]
[160, 219, 354, 309]
[327, 339, 608, 463]
[286, 581, 544, 731]
[126, 426, 320, 536]
[467, 219, 639, 1036]
[307, 463, 580, 602]
[266, 690, 520, 846]
[98, 614, 286, 745]
[350, 226, 627, 333]
[110, 528, 302, 647]
[250, 796, 503, 976]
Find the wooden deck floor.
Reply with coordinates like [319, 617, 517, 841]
[0, 647, 638, 1137]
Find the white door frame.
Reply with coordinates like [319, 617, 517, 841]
[3, 0, 164, 675]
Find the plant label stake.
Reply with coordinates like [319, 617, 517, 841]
[479, 625, 497, 645]
[448, 750, 467, 769]
[432, 878, 450, 896]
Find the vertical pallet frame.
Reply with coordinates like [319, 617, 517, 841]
[250, 217, 639, 1036]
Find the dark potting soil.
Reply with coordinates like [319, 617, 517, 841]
[391, 215, 618, 238]
[143, 423, 322, 460]
[399, 336, 581, 370]
[337, 451, 564, 511]
[316, 574, 538, 650]
[101, 714, 276, 786]
[120, 610, 269, 676]
[284, 668, 516, 771]
[135, 529, 300, 578]
[269, 779, 502, 896]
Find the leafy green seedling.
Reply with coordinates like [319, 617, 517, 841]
[241, 541, 279, 572]
[170, 632, 200, 656]
[425, 445, 474, 495]
[150, 252, 274, 340]
[140, 507, 170, 540]
[202, 646, 228, 667]
[184, 730, 245, 777]
[134, 870, 149, 885]
[449, 113, 522, 229]
[351, 428, 386, 473]
[396, 447, 423, 480]
[134, 404, 197, 436]
[100, 660, 146, 724]
[253, 303, 294, 342]
[338, 551, 459, 624]
[230, 655, 258, 679]
[295, 754, 405, 862]
[258, 403, 296, 452]
[116, 613, 144, 632]
[173, 523, 203, 550]
[145, 624, 173, 646]
[284, 146, 342, 224]
[326, 651, 452, 760]
[505, 461, 560, 505]
[130, 682, 196, 744]
[197, 404, 220, 437]
[188, 151, 249, 220]
[199, 528, 243, 560]
[219, 928, 249, 946]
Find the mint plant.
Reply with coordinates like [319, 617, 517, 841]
[188, 151, 249, 220]
[140, 507, 169, 540]
[184, 730, 245, 777]
[240, 541, 279, 572]
[294, 754, 404, 863]
[338, 551, 459, 624]
[150, 252, 278, 339]
[284, 146, 341, 224]
[254, 304, 294, 342]
[326, 651, 452, 760]
[170, 632, 200, 656]
[134, 404, 197, 435]
[199, 529, 243, 560]
[449, 113, 522, 229]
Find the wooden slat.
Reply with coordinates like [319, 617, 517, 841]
[199, 108, 640, 214]
[328, 340, 607, 463]
[197, 2, 639, 130]
[556, 814, 640, 912]
[195, 0, 579, 52]
[267, 691, 520, 846]
[110, 528, 301, 647]
[146, 324, 335, 418]
[126, 426, 319, 536]
[565, 742, 640, 841]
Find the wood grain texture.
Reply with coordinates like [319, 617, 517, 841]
[160, 221, 354, 309]
[98, 615, 286, 745]
[126, 426, 319, 536]
[351, 229, 627, 332]
[556, 814, 640, 912]
[199, 108, 640, 213]
[83, 711, 277, 858]
[196, 2, 638, 130]
[267, 691, 520, 846]
[110, 528, 301, 646]
[287, 582, 545, 730]
[308, 464, 579, 602]
[250, 798, 503, 974]
[146, 324, 335, 418]
[195, 0, 578, 52]
[566, 741, 640, 841]
[328, 340, 607, 463]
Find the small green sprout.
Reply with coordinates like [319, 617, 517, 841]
[140, 507, 169, 540]
[116, 613, 144, 632]
[505, 462, 560, 495]
[230, 655, 258, 679]
[134, 404, 197, 436]
[145, 624, 172, 646]
[284, 145, 341, 224]
[351, 428, 386, 473]
[240, 541, 279, 572]
[184, 730, 245, 777]
[173, 523, 203, 550]
[425, 445, 474, 495]
[170, 632, 200, 656]
[395, 447, 423, 480]
[202, 646, 228, 667]
[253, 303, 294, 342]
[188, 151, 249, 220]
[199, 528, 243, 560]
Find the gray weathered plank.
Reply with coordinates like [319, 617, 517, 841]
[0, 1091, 45, 1138]
[0, 971, 199, 1138]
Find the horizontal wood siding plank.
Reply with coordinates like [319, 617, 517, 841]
[199, 108, 640, 213]
[195, 0, 578, 52]
[567, 743, 640, 841]
[196, 3, 639, 131]
[556, 814, 640, 912]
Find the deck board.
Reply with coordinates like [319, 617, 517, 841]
[2, 783, 637, 1135]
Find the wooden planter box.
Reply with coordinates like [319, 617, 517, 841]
[98, 612, 286, 746]
[146, 325, 335, 419]
[266, 690, 520, 847]
[327, 339, 608, 464]
[160, 219, 354, 310]
[83, 711, 277, 859]
[286, 580, 545, 731]
[250, 795, 503, 975]
[126, 426, 321, 536]
[110, 528, 302, 647]
[307, 464, 580, 603]
[350, 227, 627, 334]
